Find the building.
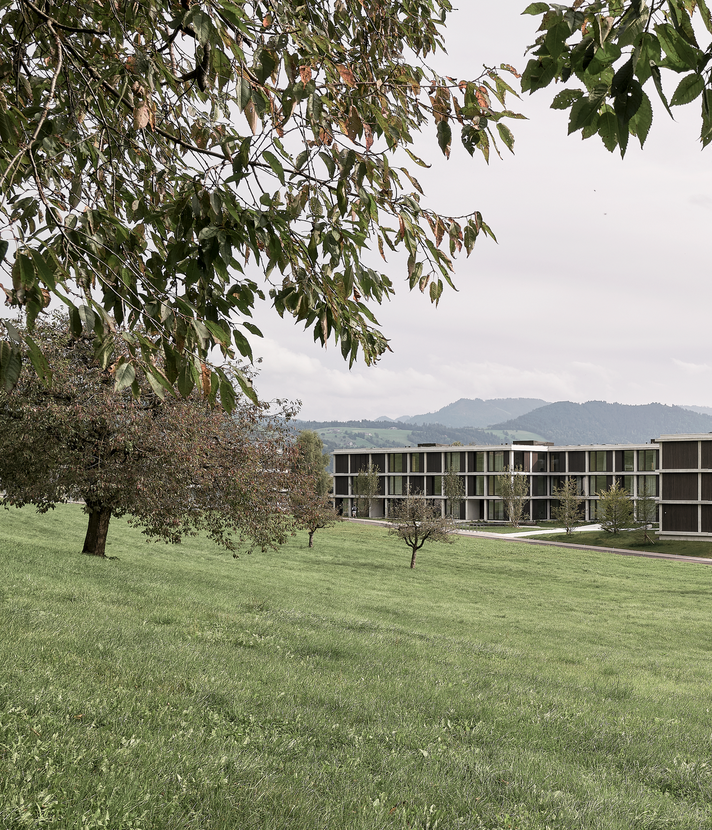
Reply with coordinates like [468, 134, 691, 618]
[657, 433, 712, 540]
[333, 440, 659, 524]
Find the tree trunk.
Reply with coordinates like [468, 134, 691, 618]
[308, 530, 315, 548]
[410, 547, 417, 569]
[82, 505, 113, 557]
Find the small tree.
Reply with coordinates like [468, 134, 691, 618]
[353, 464, 380, 518]
[497, 466, 529, 527]
[388, 489, 455, 569]
[443, 468, 465, 519]
[551, 477, 583, 534]
[292, 431, 337, 548]
[635, 480, 658, 546]
[597, 481, 635, 535]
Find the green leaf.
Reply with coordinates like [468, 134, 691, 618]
[4, 320, 21, 344]
[236, 77, 251, 111]
[522, 2, 549, 14]
[234, 369, 258, 405]
[597, 110, 618, 152]
[177, 363, 195, 398]
[219, 379, 235, 413]
[0, 342, 22, 392]
[263, 150, 286, 185]
[550, 89, 583, 110]
[145, 369, 166, 400]
[670, 73, 705, 106]
[25, 335, 52, 386]
[629, 91, 653, 147]
[496, 123, 515, 153]
[114, 359, 136, 393]
[436, 120, 452, 158]
[0, 240, 8, 264]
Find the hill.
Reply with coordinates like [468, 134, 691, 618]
[490, 400, 712, 445]
[401, 397, 549, 427]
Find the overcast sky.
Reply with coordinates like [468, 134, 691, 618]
[248, 4, 712, 421]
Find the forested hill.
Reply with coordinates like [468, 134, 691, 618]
[395, 397, 549, 428]
[292, 420, 501, 457]
[490, 401, 712, 445]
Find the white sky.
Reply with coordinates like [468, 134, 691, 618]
[249, 4, 712, 421]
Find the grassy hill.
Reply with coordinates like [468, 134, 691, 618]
[3, 505, 712, 828]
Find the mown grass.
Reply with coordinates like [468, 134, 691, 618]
[534, 529, 712, 558]
[3, 505, 712, 829]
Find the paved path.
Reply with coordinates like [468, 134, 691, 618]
[344, 518, 712, 566]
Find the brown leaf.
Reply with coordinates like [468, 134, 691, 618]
[398, 215, 405, 241]
[244, 100, 259, 135]
[133, 103, 150, 130]
[435, 218, 445, 247]
[337, 65, 356, 87]
[299, 65, 312, 84]
[363, 122, 374, 151]
[201, 363, 211, 398]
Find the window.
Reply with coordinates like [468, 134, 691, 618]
[473, 476, 485, 496]
[446, 452, 462, 472]
[430, 476, 443, 496]
[489, 500, 505, 521]
[488, 476, 502, 496]
[474, 452, 485, 472]
[550, 452, 564, 472]
[389, 476, 403, 495]
[638, 475, 657, 497]
[590, 451, 607, 472]
[620, 476, 634, 494]
[488, 451, 507, 472]
[389, 454, 404, 473]
[531, 476, 547, 496]
[590, 475, 608, 495]
[531, 453, 546, 472]
[638, 449, 658, 472]
[410, 453, 423, 473]
[623, 450, 634, 472]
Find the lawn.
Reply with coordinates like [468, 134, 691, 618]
[3, 505, 712, 829]
[533, 528, 712, 558]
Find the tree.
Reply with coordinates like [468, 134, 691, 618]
[551, 477, 583, 533]
[291, 430, 337, 547]
[0, 1, 522, 403]
[0, 316, 296, 556]
[443, 467, 465, 519]
[597, 480, 635, 534]
[388, 489, 455, 569]
[353, 463, 380, 518]
[497, 466, 529, 527]
[522, 2, 712, 157]
[635, 478, 658, 545]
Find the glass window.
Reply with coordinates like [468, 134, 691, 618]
[514, 451, 525, 470]
[433, 475, 442, 496]
[446, 452, 461, 472]
[638, 475, 657, 497]
[489, 500, 504, 521]
[488, 476, 502, 496]
[550, 452, 563, 472]
[474, 476, 485, 496]
[621, 476, 634, 494]
[488, 451, 507, 472]
[590, 451, 607, 472]
[410, 453, 423, 473]
[389, 476, 403, 495]
[532, 476, 547, 496]
[389, 453, 404, 473]
[474, 452, 485, 472]
[590, 475, 608, 495]
[638, 450, 658, 472]
[531, 453, 546, 472]
[623, 450, 635, 472]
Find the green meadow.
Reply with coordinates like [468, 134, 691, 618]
[3, 505, 712, 829]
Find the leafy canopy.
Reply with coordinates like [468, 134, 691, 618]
[0, 0, 521, 406]
[522, 1, 712, 156]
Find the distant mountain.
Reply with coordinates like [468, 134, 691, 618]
[401, 397, 549, 428]
[489, 401, 712, 445]
[682, 405, 712, 418]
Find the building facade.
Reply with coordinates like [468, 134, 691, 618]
[334, 434, 712, 540]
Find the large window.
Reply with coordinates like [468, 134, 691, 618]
[488, 476, 502, 497]
[410, 453, 423, 473]
[550, 452, 564, 472]
[639, 449, 658, 471]
[590, 475, 608, 495]
[489, 500, 505, 521]
[620, 476, 634, 495]
[389, 453, 404, 473]
[488, 451, 507, 472]
[446, 452, 462, 472]
[474, 452, 485, 472]
[638, 475, 657, 497]
[623, 450, 635, 472]
[590, 451, 607, 472]
[389, 476, 404, 495]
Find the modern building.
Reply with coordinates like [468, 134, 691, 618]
[333, 434, 712, 540]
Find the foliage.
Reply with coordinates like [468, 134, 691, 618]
[443, 466, 465, 518]
[597, 479, 635, 534]
[353, 462, 380, 517]
[635, 477, 658, 544]
[0, 315, 295, 556]
[0, 0, 522, 404]
[291, 429, 337, 547]
[551, 476, 584, 533]
[388, 488, 454, 567]
[497, 465, 529, 527]
[522, 1, 712, 156]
